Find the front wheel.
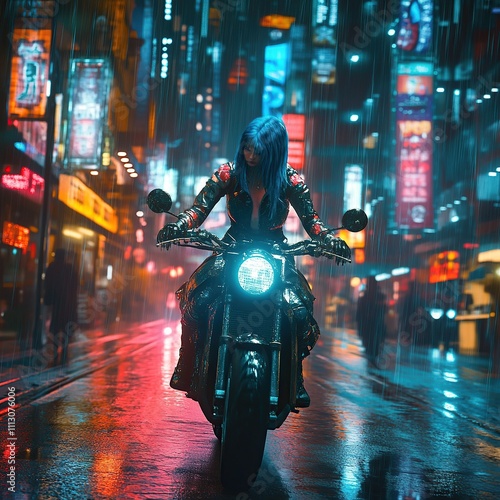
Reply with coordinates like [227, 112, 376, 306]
[220, 347, 270, 491]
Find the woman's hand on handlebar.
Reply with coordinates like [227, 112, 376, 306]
[157, 220, 188, 248]
[322, 234, 351, 265]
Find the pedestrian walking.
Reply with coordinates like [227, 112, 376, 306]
[44, 249, 79, 364]
[356, 276, 387, 366]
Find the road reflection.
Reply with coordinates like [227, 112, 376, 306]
[1, 322, 499, 499]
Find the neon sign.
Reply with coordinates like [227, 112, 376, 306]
[283, 114, 305, 170]
[429, 251, 460, 283]
[312, 0, 338, 85]
[395, 120, 433, 228]
[66, 59, 110, 167]
[1, 165, 44, 203]
[58, 174, 118, 233]
[8, 27, 52, 119]
[2, 221, 30, 249]
[397, 0, 433, 55]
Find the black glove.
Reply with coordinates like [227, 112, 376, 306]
[156, 219, 187, 247]
[322, 234, 351, 265]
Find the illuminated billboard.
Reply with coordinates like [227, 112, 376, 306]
[395, 120, 433, 228]
[396, 62, 433, 120]
[66, 59, 111, 168]
[58, 174, 118, 233]
[2, 221, 30, 250]
[262, 43, 289, 117]
[429, 251, 460, 283]
[343, 164, 363, 213]
[13, 119, 47, 166]
[282, 114, 305, 170]
[396, 0, 433, 55]
[1, 165, 44, 204]
[341, 164, 365, 250]
[395, 59, 434, 229]
[8, 27, 52, 119]
[259, 15, 295, 30]
[311, 0, 338, 84]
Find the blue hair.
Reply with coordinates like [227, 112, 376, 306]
[234, 116, 289, 218]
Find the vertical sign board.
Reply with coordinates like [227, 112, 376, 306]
[282, 114, 305, 170]
[395, 120, 433, 228]
[395, 62, 434, 229]
[343, 164, 363, 214]
[394, 1, 434, 230]
[311, 0, 338, 85]
[262, 43, 289, 118]
[341, 164, 365, 251]
[8, 24, 52, 119]
[66, 59, 111, 169]
[396, 0, 433, 56]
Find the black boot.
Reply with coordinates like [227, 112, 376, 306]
[296, 360, 310, 408]
[170, 327, 195, 392]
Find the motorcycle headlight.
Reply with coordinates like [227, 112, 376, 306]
[237, 255, 275, 295]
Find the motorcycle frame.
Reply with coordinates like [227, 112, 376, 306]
[194, 248, 298, 430]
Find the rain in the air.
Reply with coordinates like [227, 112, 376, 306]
[0, 1, 499, 498]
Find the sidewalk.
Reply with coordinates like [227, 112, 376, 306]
[0, 319, 166, 416]
[327, 328, 500, 434]
[0, 323, 120, 374]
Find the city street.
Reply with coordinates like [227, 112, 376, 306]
[1, 321, 499, 499]
[1, 1, 500, 498]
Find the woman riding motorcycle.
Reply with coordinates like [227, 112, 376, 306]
[158, 115, 351, 407]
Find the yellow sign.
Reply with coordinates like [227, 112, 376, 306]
[259, 15, 295, 29]
[58, 175, 118, 233]
[338, 228, 366, 249]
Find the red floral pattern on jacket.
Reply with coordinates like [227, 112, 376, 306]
[289, 172, 304, 187]
[179, 163, 329, 239]
[217, 164, 231, 182]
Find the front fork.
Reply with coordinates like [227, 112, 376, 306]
[212, 292, 284, 425]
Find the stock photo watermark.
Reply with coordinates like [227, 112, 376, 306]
[6, 386, 17, 493]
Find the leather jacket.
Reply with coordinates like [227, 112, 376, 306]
[176, 163, 326, 356]
[178, 163, 330, 243]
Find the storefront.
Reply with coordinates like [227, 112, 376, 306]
[0, 147, 44, 340]
[51, 173, 122, 327]
[457, 257, 500, 355]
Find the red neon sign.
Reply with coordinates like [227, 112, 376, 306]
[283, 114, 306, 170]
[429, 251, 460, 283]
[2, 221, 30, 249]
[395, 120, 433, 228]
[1, 165, 44, 203]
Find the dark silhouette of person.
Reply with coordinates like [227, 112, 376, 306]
[44, 249, 79, 364]
[484, 274, 500, 377]
[356, 276, 387, 366]
[398, 281, 432, 347]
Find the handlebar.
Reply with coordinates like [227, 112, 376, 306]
[157, 229, 352, 263]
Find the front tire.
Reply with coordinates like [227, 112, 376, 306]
[220, 347, 270, 491]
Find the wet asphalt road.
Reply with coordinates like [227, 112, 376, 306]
[1, 322, 499, 499]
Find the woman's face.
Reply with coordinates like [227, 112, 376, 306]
[243, 145, 261, 167]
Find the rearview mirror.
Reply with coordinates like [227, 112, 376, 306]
[147, 189, 173, 214]
[342, 209, 368, 232]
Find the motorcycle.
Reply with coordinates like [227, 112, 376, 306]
[147, 188, 367, 491]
